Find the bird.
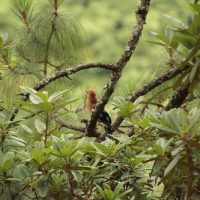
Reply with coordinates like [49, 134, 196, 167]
[85, 89, 112, 134]
[85, 89, 97, 112]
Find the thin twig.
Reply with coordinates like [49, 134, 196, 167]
[43, 11, 57, 78]
[56, 118, 86, 133]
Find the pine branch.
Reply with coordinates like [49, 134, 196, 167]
[85, 0, 151, 136]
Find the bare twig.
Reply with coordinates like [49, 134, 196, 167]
[56, 118, 86, 133]
[43, 8, 57, 78]
[85, 0, 151, 136]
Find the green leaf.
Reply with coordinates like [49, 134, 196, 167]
[38, 179, 49, 198]
[32, 151, 47, 165]
[2, 152, 15, 171]
[118, 188, 133, 198]
[175, 32, 197, 49]
[189, 58, 200, 82]
[171, 144, 184, 156]
[34, 92, 49, 102]
[163, 14, 187, 28]
[6, 178, 21, 182]
[13, 164, 29, 179]
[29, 94, 43, 104]
[190, 3, 200, 13]
[188, 14, 200, 36]
[35, 119, 46, 133]
[15, 100, 35, 107]
[145, 40, 166, 46]
[164, 111, 181, 133]
[152, 144, 165, 156]
[20, 86, 37, 95]
[150, 31, 170, 44]
[164, 154, 181, 177]
[114, 182, 123, 194]
[7, 135, 26, 146]
[38, 102, 54, 112]
[104, 189, 114, 200]
[90, 142, 108, 156]
[55, 98, 79, 109]
[3, 152, 14, 163]
[72, 170, 83, 183]
[150, 122, 178, 134]
[48, 88, 72, 103]
[20, 124, 34, 134]
[118, 102, 135, 117]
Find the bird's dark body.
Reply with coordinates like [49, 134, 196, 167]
[99, 111, 111, 126]
[99, 111, 112, 134]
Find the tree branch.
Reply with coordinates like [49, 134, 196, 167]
[56, 118, 86, 133]
[43, 11, 57, 78]
[112, 44, 200, 130]
[85, 0, 151, 136]
[165, 84, 189, 111]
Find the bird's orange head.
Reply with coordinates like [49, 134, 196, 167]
[86, 89, 96, 98]
[85, 89, 98, 111]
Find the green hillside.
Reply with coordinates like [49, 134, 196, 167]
[0, 0, 189, 92]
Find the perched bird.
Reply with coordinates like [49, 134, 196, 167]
[85, 89, 112, 134]
[85, 89, 97, 112]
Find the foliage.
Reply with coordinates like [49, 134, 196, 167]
[0, 0, 200, 200]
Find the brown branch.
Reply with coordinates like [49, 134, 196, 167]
[14, 63, 113, 99]
[9, 63, 115, 122]
[85, 0, 151, 136]
[56, 118, 86, 133]
[112, 44, 200, 131]
[47, 60, 64, 69]
[43, 12, 57, 78]
[56, 118, 103, 138]
[140, 101, 164, 108]
[33, 63, 114, 92]
[186, 142, 194, 200]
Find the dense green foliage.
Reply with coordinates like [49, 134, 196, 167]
[0, 0, 200, 200]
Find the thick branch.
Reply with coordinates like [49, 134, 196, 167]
[20, 63, 114, 98]
[85, 0, 151, 136]
[112, 44, 200, 130]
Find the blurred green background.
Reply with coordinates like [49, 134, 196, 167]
[0, 0, 188, 95]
